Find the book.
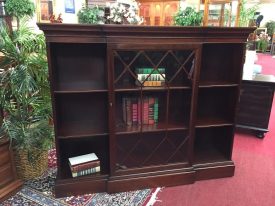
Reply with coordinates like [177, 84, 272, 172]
[70, 160, 100, 173]
[121, 96, 159, 126]
[135, 68, 166, 87]
[148, 97, 155, 124]
[154, 98, 159, 123]
[126, 98, 132, 126]
[132, 98, 138, 125]
[143, 97, 149, 125]
[72, 166, 101, 178]
[68, 153, 99, 167]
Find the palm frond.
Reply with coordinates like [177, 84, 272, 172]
[0, 20, 53, 151]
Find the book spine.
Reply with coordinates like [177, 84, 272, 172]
[143, 97, 149, 125]
[70, 160, 100, 173]
[126, 97, 132, 126]
[122, 97, 127, 123]
[154, 98, 159, 123]
[148, 97, 155, 125]
[132, 98, 138, 125]
[72, 166, 101, 178]
[138, 98, 141, 125]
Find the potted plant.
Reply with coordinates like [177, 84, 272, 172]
[173, 7, 203, 26]
[265, 21, 275, 37]
[0, 20, 53, 180]
[238, 0, 259, 27]
[78, 6, 105, 24]
[4, 0, 35, 29]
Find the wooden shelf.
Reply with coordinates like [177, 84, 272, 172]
[196, 117, 233, 128]
[194, 126, 233, 164]
[58, 132, 108, 139]
[199, 82, 239, 88]
[115, 122, 188, 135]
[194, 147, 229, 164]
[38, 23, 254, 197]
[54, 89, 108, 94]
[114, 86, 191, 92]
[58, 160, 109, 180]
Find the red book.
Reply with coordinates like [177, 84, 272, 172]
[143, 97, 149, 125]
[138, 98, 142, 125]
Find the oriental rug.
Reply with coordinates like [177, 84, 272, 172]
[1, 149, 152, 206]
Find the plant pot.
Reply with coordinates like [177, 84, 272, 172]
[14, 148, 48, 180]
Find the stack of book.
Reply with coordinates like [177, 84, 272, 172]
[135, 68, 165, 86]
[122, 96, 159, 126]
[69, 153, 100, 178]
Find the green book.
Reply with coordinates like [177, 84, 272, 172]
[154, 98, 159, 123]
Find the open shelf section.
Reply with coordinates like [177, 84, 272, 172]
[200, 43, 244, 85]
[196, 117, 233, 128]
[115, 130, 189, 171]
[55, 93, 108, 138]
[51, 43, 107, 92]
[194, 126, 233, 164]
[196, 87, 238, 126]
[168, 89, 191, 127]
[58, 136, 109, 180]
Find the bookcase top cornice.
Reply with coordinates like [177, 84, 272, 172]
[37, 23, 255, 43]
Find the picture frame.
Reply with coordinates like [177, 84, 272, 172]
[65, 0, 75, 14]
[37, 0, 55, 23]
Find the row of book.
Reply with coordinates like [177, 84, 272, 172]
[135, 68, 166, 87]
[69, 153, 100, 178]
[122, 96, 159, 126]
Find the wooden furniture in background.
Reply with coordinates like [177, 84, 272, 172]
[36, 0, 55, 23]
[38, 24, 253, 197]
[203, 0, 239, 27]
[0, 138, 23, 201]
[236, 74, 275, 138]
[139, 0, 179, 25]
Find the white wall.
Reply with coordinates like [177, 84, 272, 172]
[257, 3, 275, 26]
[55, 0, 85, 23]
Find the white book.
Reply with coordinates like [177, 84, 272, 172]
[69, 153, 99, 166]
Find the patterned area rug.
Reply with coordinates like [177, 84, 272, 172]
[1, 149, 152, 206]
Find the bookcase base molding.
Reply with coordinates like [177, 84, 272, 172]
[38, 24, 253, 197]
[54, 163, 235, 197]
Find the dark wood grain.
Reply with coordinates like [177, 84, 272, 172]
[0, 138, 22, 201]
[37, 24, 254, 197]
[236, 79, 275, 137]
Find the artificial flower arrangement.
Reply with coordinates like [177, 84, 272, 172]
[107, 0, 143, 24]
[256, 32, 271, 53]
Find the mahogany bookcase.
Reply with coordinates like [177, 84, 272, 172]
[38, 24, 254, 197]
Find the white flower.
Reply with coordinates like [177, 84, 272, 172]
[108, 0, 143, 24]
